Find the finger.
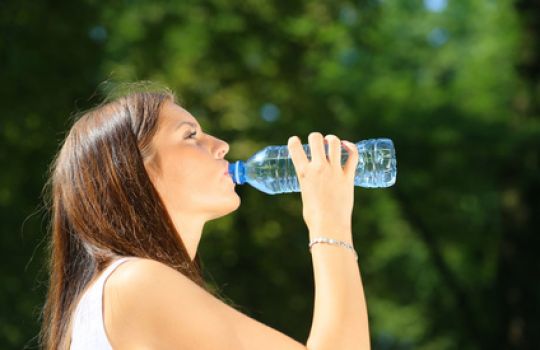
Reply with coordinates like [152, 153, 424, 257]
[308, 132, 326, 166]
[324, 134, 342, 168]
[342, 140, 359, 177]
[287, 136, 309, 176]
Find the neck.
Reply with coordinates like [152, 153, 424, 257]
[169, 213, 205, 261]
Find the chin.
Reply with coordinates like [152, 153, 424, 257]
[209, 195, 241, 220]
[226, 194, 241, 213]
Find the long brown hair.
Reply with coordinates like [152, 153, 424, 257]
[38, 82, 222, 349]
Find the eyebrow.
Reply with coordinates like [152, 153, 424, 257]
[174, 121, 199, 130]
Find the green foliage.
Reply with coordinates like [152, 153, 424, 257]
[1, 0, 539, 349]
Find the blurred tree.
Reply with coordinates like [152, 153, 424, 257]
[0, 0, 538, 349]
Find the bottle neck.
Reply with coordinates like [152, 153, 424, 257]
[230, 160, 246, 184]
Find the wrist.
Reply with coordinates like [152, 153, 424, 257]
[308, 227, 353, 243]
[308, 237, 358, 261]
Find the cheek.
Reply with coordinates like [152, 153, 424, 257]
[157, 160, 238, 216]
[160, 151, 216, 196]
[165, 160, 205, 189]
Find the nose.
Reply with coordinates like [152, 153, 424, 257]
[215, 138, 229, 159]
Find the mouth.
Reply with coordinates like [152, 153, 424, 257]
[223, 162, 234, 182]
[224, 171, 235, 186]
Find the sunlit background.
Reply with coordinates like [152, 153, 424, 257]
[2, 0, 539, 349]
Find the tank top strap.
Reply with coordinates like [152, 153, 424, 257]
[70, 256, 137, 349]
[98, 256, 134, 283]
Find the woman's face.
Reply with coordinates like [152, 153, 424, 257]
[145, 100, 240, 222]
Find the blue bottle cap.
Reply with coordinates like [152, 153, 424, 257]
[229, 161, 246, 185]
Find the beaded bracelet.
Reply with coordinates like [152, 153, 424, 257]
[308, 237, 358, 261]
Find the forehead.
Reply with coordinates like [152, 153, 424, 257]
[159, 101, 198, 129]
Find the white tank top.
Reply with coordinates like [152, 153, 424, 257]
[70, 256, 135, 349]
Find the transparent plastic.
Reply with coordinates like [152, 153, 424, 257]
[228, 138, 397, 195]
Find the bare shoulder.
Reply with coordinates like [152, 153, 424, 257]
[108, 257, 193, 291]
[103, 257, 239, 349]
[104, 257, 306, 350]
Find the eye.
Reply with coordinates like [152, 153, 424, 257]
[185, 130, 197, 139]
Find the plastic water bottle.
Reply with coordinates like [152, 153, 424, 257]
[228, 138, 397, 195]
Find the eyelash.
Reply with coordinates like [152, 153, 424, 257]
[186, 130, 197, 139]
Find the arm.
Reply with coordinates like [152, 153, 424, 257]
[105, 252, 369, 350]
[289, 133, 370, 349]
[104, 258, 308, 350]
[306, 229, 370, 350]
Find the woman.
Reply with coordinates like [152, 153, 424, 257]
[39, 82, 370, 349]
